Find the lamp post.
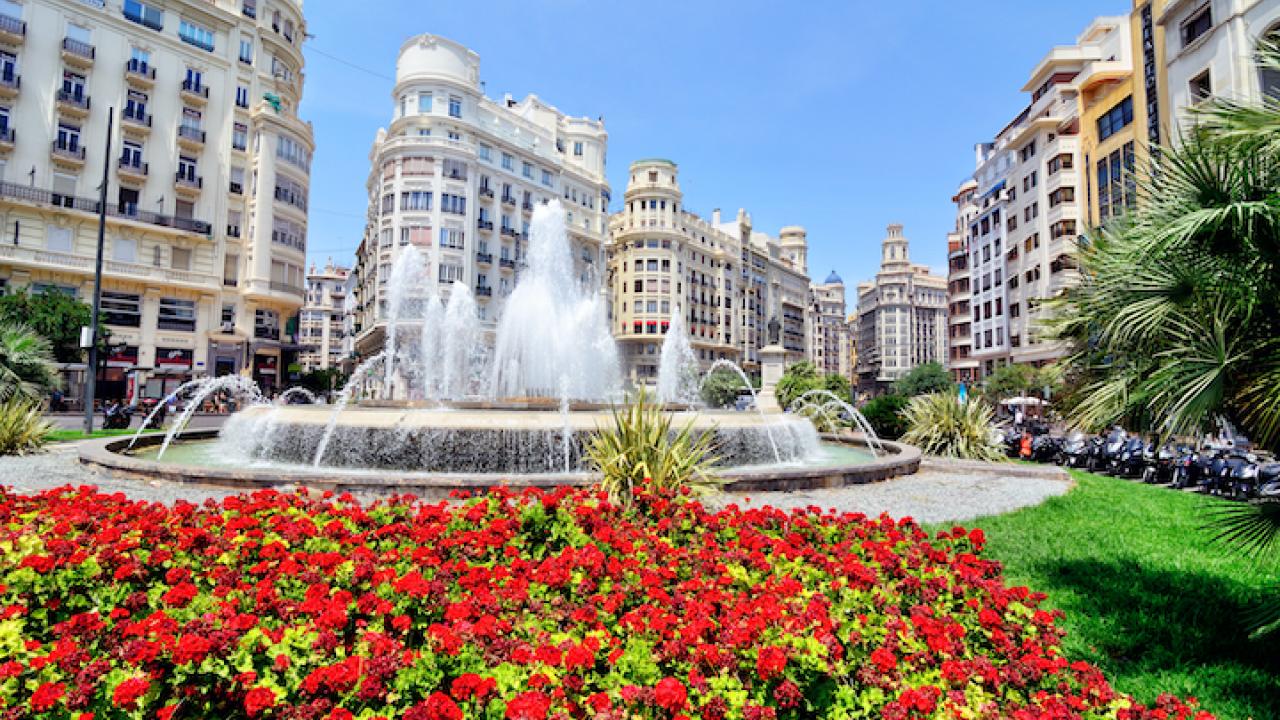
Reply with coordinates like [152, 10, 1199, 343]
[81, 108, 113, 434]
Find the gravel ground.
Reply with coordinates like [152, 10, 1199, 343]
[0, 447, 1073, 523]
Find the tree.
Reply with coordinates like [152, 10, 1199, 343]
[0, 323, 60, 402]
[981, 364, 1038, 403]
[1050, 41, 1280, 636]
[894, 362, 953, 397]
[700, 368, 746, 408]
[860, 394, 909, 440]
[298, 368, 348, 397]
[776, 362, 850, 411]
[0, 288, 97, 363]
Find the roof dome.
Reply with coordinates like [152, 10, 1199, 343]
[824, 270, 843, 284]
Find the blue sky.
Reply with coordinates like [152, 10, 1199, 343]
[299, 0, 1124, 286]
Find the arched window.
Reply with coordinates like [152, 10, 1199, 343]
[1260, 26, 1280, 100]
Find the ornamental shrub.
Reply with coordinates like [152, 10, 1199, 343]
[0, 486, 1212, 720]
[0, 399, 53, 456]
[861, 393, 910, 439]
[902, 392, 1005, 462]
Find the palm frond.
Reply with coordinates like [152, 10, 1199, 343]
[1205, 498, 1280, 558]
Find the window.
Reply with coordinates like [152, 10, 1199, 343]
[46, 226, 72, 252]
[158, 298, 196, 331]
[178, 19, 215, 52]
[439, 263, 463, 282]
[171, 247, 191, 271]
[271, 56, 294, 84]
[232, 122, 248, 151]
[56, 123, 81, 152]
[448, 96, 462, 118]
[271, 218, 305, 251]
[441, 194, 465, 215]
[276, 134, 311, 171]
[112, 237, 137, 262]
[501, 153, 514, 171]
[123, 0, 163, 31]
[418, 93, 432, 113]
[61, 71, 85, 100]
[401, 225, 431, 247]
[442, 158, 466, 180]
[1097, 96, 1133, 140]
[1096, 142, 1136, 221]
[227, 210, 242, 238]
[242, 0, 256, 18]
[1182, 5, 1212, 47]
[401, 191, 432, 211]
[439, 228, 464, 249]
[177, 155, 197, 182]
[403, 156, 433, 176]
[573, 141, 584, 157]
[255, 309, 278, 338]
[239, 38, 253, 64]
[102, 292, 142, 327]
[1047, 153, 1073, 174]
[1189, 70, 1212, 103]
[274, 175, 307, 210]
[1050, 220, 1077, 240]
[541, 169, 553, 187]
[479, 144, 492, 162]
[1048, 186, 1074, 207]
[1019, 141, 1036, 162]
[120, 140, 143, 170]
[381, 194, 395, 214]
[522, 162, 533, 179]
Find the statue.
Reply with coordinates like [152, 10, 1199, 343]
[767, 315, 781, 346]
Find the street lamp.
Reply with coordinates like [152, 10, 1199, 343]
[81, 107, 114, 434]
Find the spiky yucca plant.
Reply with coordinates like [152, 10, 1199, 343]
[901, 393, 1004, 462]
[0, 322, 59, 403]
[586, 391, 719, 506]
[0, 399, 53, 456]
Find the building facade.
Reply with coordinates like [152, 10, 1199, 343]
[809, 271, 850, 381]
[351, 34, 609, 356]
[0, 0, 313, 399]
[1161, 0, 1280, 132]
[606, 159, 811, 385]
[298, 260, 348, 372]
[945, 179, 980, 383]
[855, 224, 947, 391]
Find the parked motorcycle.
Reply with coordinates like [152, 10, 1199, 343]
[102, 401, 134, 430]
[1059, 432, 1089, 468]
[1115, 437, 1149, 478]
[1141, 443, 1181, 484]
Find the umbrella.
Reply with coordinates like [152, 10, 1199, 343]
[1002, 397, 1047, 406]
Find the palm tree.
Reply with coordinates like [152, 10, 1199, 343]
[1050, 40, 1280, 636]
[0, 322, 60, 403]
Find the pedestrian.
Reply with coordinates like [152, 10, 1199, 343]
[1014, 407, 1025, 431]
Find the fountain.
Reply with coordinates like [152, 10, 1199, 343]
[87, 200, 920, 493]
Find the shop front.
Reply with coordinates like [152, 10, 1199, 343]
[145, 347, 194, 399]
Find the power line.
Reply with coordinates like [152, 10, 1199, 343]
[303, 42, 394, 81]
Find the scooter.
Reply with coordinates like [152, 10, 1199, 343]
[1116, 437, 1149, 478]
[1031, 434, 1063, 463]
[1142, 443, 1180, 484]
[102, 402, 134, 430]
[1098, 428, 1128, 474]
[1059, 432, 1089, 468]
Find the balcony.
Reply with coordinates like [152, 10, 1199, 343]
[0, 71, 18, 100]
[475, 252, 492, 265]
[521, 202, 533, 213]
[478, 186, 494, 199]
[50, 141, 86, 169]
[499, 258, 516, 269]
[61, 37, 95, 68]
[0, 127, 12, 153]
[121, 108, 152, 133]
[122, 4, 164, 31]
[0, 181, 211, 235]
[499, 227, 517, 238]
[55, 89, 90, 118]
[180, 79, 209, 105]
[475, 285, 493, 297]
[476, 219, 493, 231]
[0, 14, 25, 44]
[117, 158, 148, 182]
[269, 281, 304, 298]
[124, 59, 156, 88]
[174, 172, 203, 196]
[176, 125, 206, 150]
[500, 195, 517, 207]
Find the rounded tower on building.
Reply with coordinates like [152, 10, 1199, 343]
[780, 226, 807, 273]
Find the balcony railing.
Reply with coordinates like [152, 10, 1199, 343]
[118, 158, 148, 175]
[0, 14, 25, 38]
[255, 326, 280, 340]
[499, 258, 516, 269]
[269, 281, 304, 297]
[0, 128, 13, 144]
[478, 186, 494, 198]
[476, 219, 493, 230]
[0, 181, 211, 234]
[51, 141, 85, 161]
[181, 79, 209, 99]
[122, 108, 152, 127]
[500, 195, 516, 206]
[125, 59, 156, 81]
[475, 252, 492, 264]
[0, 71, 19, 92]
[56, 89, 90, 110]
[174, 172, 203, 189]
[177, 126, 206, 144]
[475, 285, 493, 297]
[500, 227, 517, 237]
[62, 37, 95, 60]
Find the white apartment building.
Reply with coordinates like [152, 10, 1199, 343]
[809, 271, 850, 381]
[351, 34, 609, 355]
[298, 260, 347, 372]
[0, 0, 313, 399]
[855, 224, 947, 391]
[966, 138, 1014, 377]
[606, 159, 811, 385]
[945, 179, 980, 383]
[1161, 0, 1280, 128]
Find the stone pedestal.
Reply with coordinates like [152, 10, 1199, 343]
[757, 344, 787, 413]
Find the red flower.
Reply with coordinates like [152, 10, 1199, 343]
[871, 647, 897, 673]
[244, 686, 276, 717]
[172, 634, 213, 665]
[112, 677, 150, 709]
[162, 582, 198, 607]
[756, 646, 787, 680]
[157, 705, 179, 720]
[654, 677, 688, 712]
[409, 692, 462, 720]
[30, 682, 65, 712]
[504, 691, 551, 720]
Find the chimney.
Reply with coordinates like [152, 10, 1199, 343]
[712, 208, 721, 225]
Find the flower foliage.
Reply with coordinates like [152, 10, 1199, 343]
[0, 485, 1212, 719]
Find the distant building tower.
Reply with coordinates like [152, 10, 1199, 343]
[808, 270, 849, 381]
[855, 224, 947, 392]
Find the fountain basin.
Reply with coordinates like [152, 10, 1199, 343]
[79, 429, 920, 500]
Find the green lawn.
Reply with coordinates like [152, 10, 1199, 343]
[953, 471, 1279, 720]
[46, 428, 161, 443]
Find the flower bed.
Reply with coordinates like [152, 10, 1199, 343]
[0, 485, 1211, 719]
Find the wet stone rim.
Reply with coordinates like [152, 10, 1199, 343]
[79, 431, 923, 499]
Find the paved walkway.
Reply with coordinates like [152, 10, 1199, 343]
[0, 449, 1072, 523]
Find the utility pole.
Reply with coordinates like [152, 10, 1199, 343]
[82, 108, 113, 434]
